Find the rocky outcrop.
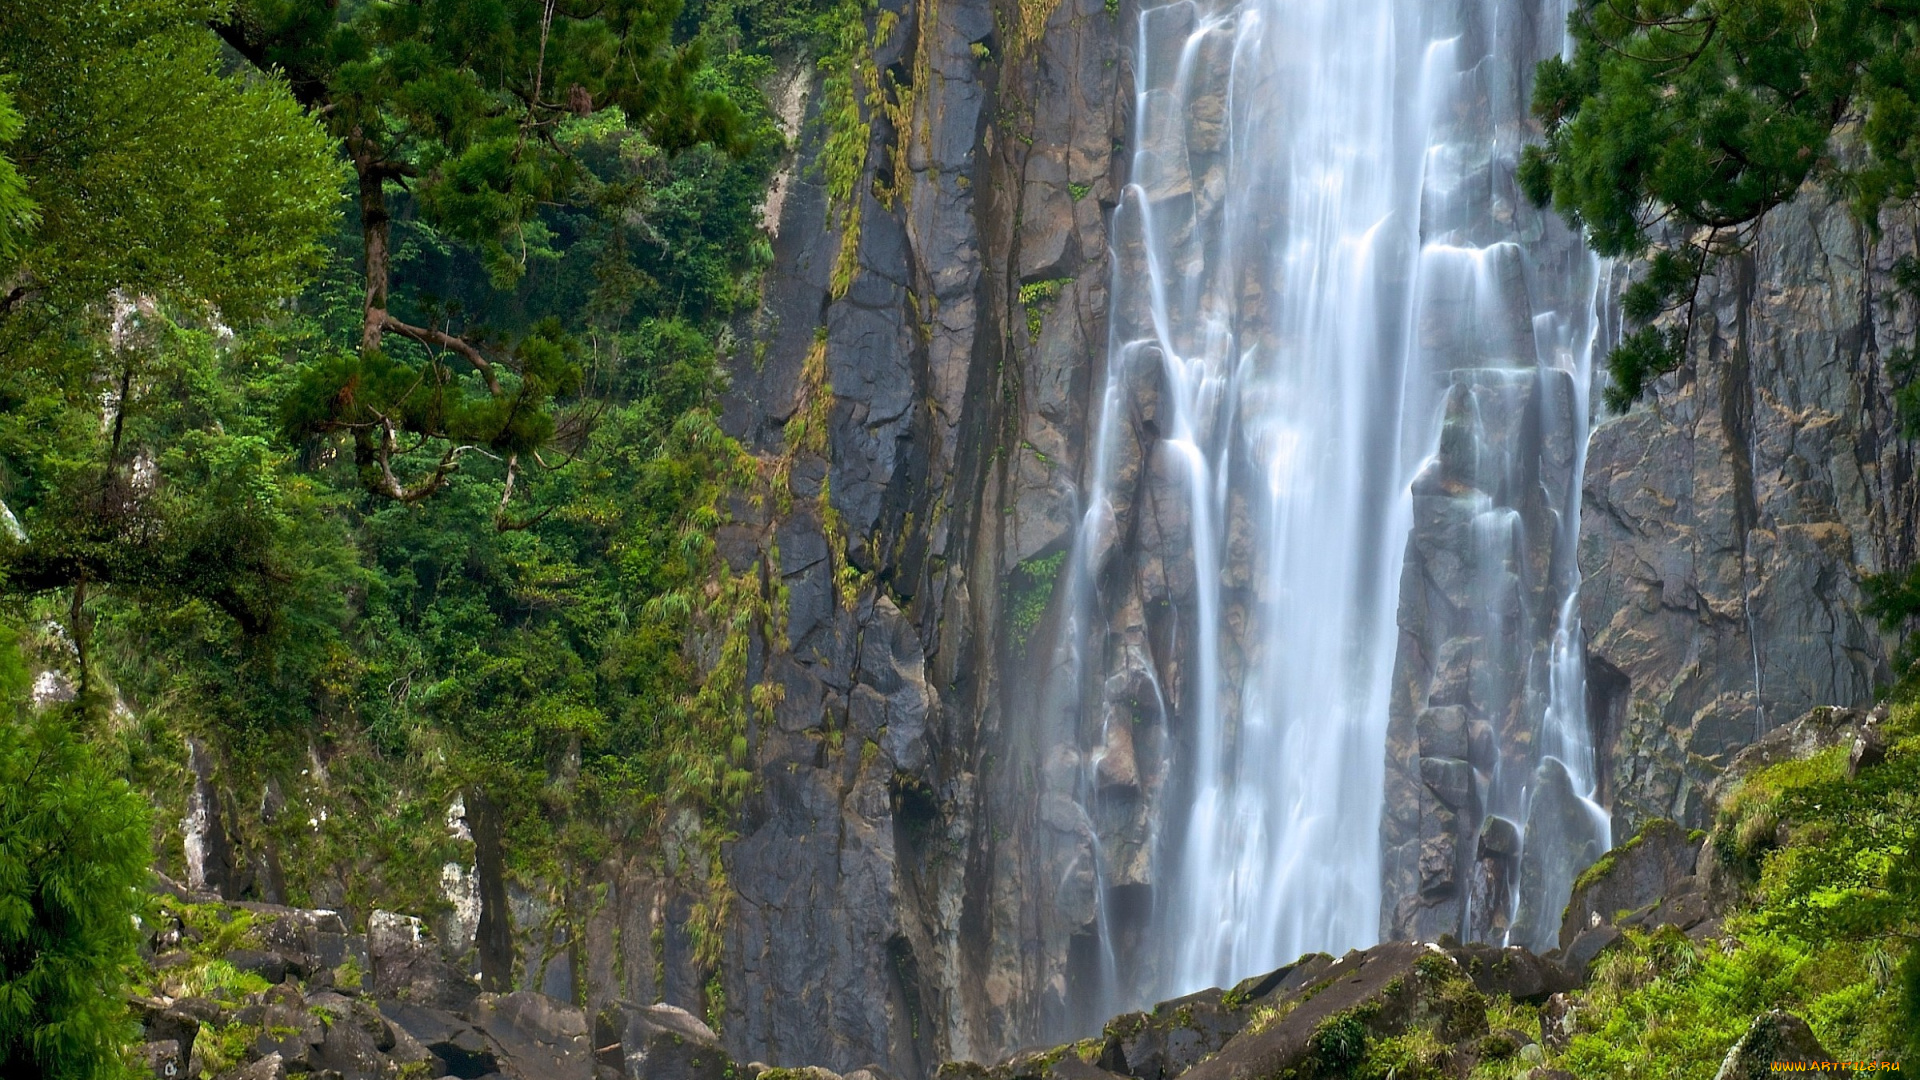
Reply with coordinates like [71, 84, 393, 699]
[132, 893, 609, 1080]
[936, 941, 1577, 1080]
[1554, 819, 1703, 953]
[1522, 704, 1878, 976]
[1580, 195, 1920, 837]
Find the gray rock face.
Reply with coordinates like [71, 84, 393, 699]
[709, 0, 1133, 1067]
[1579, 196, 1919, 838]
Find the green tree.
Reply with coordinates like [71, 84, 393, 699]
[1518, 0, 1920, 408]
[218, 0, 748, 505]
[0, 0, 345, 683]
[0, 627, 153, 1080]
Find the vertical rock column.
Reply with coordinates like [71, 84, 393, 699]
[1380, 368, 1584, 945]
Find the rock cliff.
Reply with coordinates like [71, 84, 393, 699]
[1580, 196, 1920, 838]
[712, 0, 1130, 1068]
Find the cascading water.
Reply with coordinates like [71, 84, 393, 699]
[1051, 0, 1614, 1011]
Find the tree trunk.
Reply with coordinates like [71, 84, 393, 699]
[359, 162, 390, 355]
[469, 786, 517, 993]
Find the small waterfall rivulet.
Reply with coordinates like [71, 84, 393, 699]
[1043, 0, 1616, 1018]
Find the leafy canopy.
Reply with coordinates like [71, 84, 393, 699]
[1519, 0, 1920, 408]
[0, 0, 345, 647]
[0, 0, 343, 317]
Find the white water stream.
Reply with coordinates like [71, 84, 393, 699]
[1061, 0, 1613, 1007]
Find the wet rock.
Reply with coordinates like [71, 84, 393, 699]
[1510, 759, 1606, 952]
[1476, 815, 1521, 860]
[1711, 1010, 1828, 1079]
[1419, 757, 1474, 811]
[1415, 706, 1470, 761]
[1094, 719, 1139, 792]
[1557, 819, 1704, 949]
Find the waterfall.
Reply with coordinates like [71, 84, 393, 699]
[1050, 0, 1613, 1012]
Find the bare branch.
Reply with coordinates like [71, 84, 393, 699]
[380, 313, 505, 394]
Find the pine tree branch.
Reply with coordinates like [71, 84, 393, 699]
[379, 313, 504, 394]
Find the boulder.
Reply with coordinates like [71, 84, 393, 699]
[1093, 986, 1251, 1080]
[1558, 924, 1622, 975]
[1703, 708, 1880, 816]
[1092, 954, 1340, 1080]
[232, 902, 350, 980]
[1712, 1011, 1829, 1080]
[368, 909, 478, 1011]
[226, 1052, 288, 1080]
[380, 1000, 501, 1078]
[1444, 943, 1578, 1004]
[224, 949, 289, 985]
[1174, 944, 1485, 1080]
[133, 996, 205, 1065]
[1848, 723, 1888, 778]
[1557, 819, 1704, 950]
[308, 992, 407, 1079]
[468, 991, 592, 1080]
[594, 1002, 730, 1080]
[138, 1039, 185, 1080]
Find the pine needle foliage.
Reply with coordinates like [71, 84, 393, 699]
[1520, 0, 1920, 407]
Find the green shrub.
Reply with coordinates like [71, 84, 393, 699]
[0, 712, 153, 1079]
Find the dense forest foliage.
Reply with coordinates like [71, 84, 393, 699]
[0, 0, 849, 1071]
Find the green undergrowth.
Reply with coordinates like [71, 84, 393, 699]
[1551, 708, 1920, 1076]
